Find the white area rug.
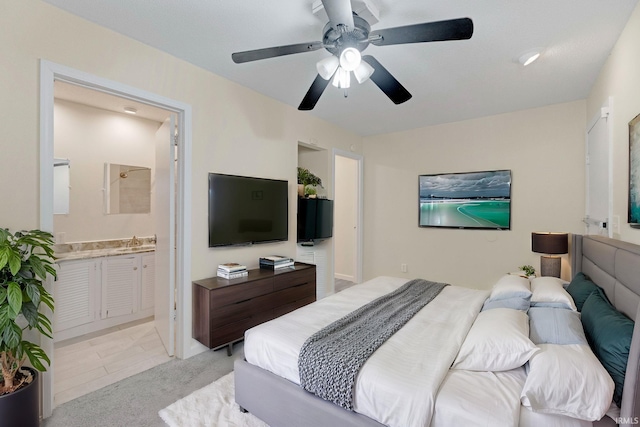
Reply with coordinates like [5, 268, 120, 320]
[159, 372, 269, 427]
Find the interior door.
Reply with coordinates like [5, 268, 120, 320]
[334, 155, 358, 282]
[155, 115, 175, 356]
[586, 101, 612, 237]
[332, 150, 363, 286]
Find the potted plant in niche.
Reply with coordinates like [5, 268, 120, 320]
[0, 229, 56, 427]
[297, 167, 323, 198]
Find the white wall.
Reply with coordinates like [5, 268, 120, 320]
[587, 1, 640, 245]
[53, 99, 159, 242]
[362, 101, 587, 289]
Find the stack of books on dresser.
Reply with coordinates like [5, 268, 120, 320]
[217, 263, 248, 279]
[259, 255, 295, 270]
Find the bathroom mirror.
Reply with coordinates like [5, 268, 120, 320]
[104, 163, 151, 214]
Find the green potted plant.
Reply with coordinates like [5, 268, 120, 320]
[519, 264, 536, 278]
[0, 229, 56, 426]
[297, 167, 323, 197]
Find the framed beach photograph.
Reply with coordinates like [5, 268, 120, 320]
[630, 113, 640, 228]
[418, 169, 512, 230]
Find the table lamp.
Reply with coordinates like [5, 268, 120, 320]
[531, 232, 568, 278]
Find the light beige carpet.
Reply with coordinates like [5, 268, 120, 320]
[159, 373, 269, 427]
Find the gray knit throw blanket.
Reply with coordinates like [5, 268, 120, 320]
[298, 278, 448, 411]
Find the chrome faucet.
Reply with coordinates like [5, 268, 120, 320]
[129, 235, 141, 247]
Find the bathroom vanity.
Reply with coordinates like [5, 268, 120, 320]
[53, 238, 156, 342]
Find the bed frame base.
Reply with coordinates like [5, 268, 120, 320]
[234, 358, 385, 427]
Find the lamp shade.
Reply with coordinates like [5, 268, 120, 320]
[339, 47, 361, 71]
[316, 56, 339, 80]
[353, 60, 374, 84]
[331, 67, 351, 89]
[531, 232, 568, 254]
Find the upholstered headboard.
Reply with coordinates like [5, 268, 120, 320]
[572, 235, 640, 427]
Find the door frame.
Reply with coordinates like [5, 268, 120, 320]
[39, 60, 193, 417]
[332, 149, 363, 284]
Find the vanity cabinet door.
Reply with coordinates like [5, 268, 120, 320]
[54, 259, 98, 332]
[140, 253, 155, 310]
[101, 256, 138, 319]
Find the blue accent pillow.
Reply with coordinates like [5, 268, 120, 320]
[566, 272, 600, 311]
[528, 307, 587, 345]
[482, 296, 531, 312]
[581, 288, 634, 406]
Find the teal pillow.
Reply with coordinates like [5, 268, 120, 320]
[566, 272, 599, 311]
[581, 288, 634, 406]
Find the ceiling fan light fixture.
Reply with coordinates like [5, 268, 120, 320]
[332, 66, 351, 89]
[316, 55, 340, 80]
[339, 47, 361, 71]
[354, 60, 375, 84]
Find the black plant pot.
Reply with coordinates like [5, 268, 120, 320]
[0, 367, 40, 427]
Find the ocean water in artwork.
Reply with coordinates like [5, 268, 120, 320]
[420, 199, 510, 228]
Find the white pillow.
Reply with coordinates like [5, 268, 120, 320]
[521, 344, 614, 421]
[489, 274, 532, 301]
[530, 277, 577, 311]
[452, 308, 538, 371]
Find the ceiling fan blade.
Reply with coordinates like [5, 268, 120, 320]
[370, 18, 473, 46]
[361, 55, 412, 105]
[298, 74, 331, 110]
[232, 41, 324, 64]
[321, 0, 355, 31]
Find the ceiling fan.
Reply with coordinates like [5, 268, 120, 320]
[231, 0, 473, 111]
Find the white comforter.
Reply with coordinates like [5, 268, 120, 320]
[244, 276, 488, 427]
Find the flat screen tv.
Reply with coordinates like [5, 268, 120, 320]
[419, 170, 511, 230]
[208, 173, 288, 247]
[297, 198, 334, 242]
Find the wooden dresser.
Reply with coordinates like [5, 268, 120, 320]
[192, 262, 316, 354]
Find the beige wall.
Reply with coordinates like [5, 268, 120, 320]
[587, 2, 640, 245]
[53, 99, 159, 242]
[0, 0, 362, 284]
[362, 101, 587, 289]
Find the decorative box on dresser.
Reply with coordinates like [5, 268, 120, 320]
[192, 262, 316, 355]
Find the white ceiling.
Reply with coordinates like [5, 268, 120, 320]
[43, 0, 638, 136]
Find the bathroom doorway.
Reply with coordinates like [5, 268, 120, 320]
[50, 82, 173, 405]
[40, 60, 192, 417]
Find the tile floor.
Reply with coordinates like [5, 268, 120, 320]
[53, 319, 173, 406]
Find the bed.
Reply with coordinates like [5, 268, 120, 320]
[235, 234, 640, 427]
